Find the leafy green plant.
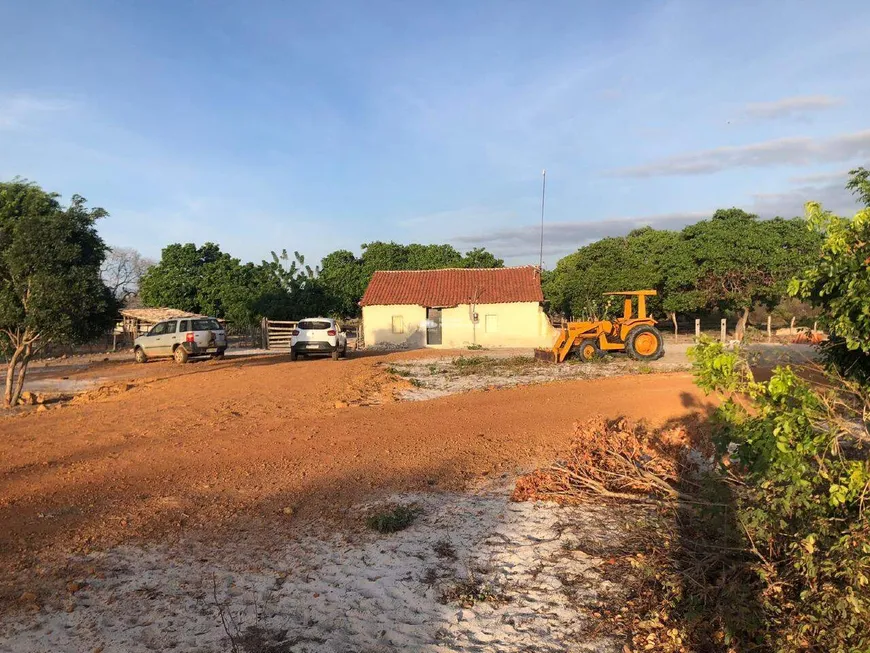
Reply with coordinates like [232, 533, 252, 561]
[365, 505, 419, 534]
[790, 200, 870, 383]
[691, 338, 870, 651]
[0, 181, 117, 407]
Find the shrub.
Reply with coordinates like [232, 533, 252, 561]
[689, 339, 870, 652]
[365, 505, 418, 533]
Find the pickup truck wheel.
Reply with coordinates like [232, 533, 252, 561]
[173, 346, 189, 364]
[134, 347, 147, 364]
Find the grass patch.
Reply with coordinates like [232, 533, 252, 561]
[466, 343, 485, 350]
[365, 504, 419, 533]
[451, 355, 541, 376]
[385, 366, 413, 377]
[438, 572, 509, 607]
[433, 539, 457, 560]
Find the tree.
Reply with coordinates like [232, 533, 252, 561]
[663, 209, 819, 339]
[101, 246, 154, 304]
[139, 243, 285, 326]
[461, 247, 505, 268]
[846, 166, 870, 207]
[790, 201, 870, 382]
[544, 227, 677, 319]
[0, 181, 117, 407]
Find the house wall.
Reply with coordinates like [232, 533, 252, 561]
[362, 304, 428, 347]
[363, 302, 555, 348]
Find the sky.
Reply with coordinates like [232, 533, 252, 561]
[1, 0, 869, 267]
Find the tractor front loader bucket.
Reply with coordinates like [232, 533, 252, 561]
[534, 348, 556, 362]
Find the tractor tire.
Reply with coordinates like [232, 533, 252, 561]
[576, 340, 600, 362]
[626, 325, 664, 361]
[173, 345, 189, 364]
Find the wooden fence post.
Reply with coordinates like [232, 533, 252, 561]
[695, 318, 701, 340]
[767, 315, 772, 343]
[720, 319, 727, 343]
[261, 317, 269, 350]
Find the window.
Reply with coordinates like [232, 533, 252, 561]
[179, 320, 189, 331]
[298, 320, 332, 331]
[191, 318, 221, 331]
[165, 321, 178, 333]
[150, 322, 169, 336]
[485, 314, 498, 333]
[391, 315, 404, 334]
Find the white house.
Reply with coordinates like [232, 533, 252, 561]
[359, 266, 555, 348]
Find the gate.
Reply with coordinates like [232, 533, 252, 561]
[261, 318, 298, 351]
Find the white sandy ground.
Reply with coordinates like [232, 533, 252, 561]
[0, 489, 639, 653]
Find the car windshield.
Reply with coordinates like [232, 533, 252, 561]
[298, 320, 332, 330]
[190, 318, 222, 331]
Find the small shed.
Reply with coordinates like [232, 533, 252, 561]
[117, 308, 201, 338]
[359, 266, 555, 349]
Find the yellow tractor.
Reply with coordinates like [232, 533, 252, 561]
[538, 290, 665, 363]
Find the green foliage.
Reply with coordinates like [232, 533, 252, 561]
[846, 166, 870, 207]
[790, 202, 870, 355]
[544, 227, 676, 318]
[139, 243, 284, 326]
[365, 504, 419, 533]
[663, 209, 819, 320]
[691, 339, 870, 651]
[545, 211, 820, 330]
[0, 180, 117, 405]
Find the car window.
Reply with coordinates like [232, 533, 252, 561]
[298, 320, 332, 330]
[179, 319, 189, 331]
[150, 322, 167, 336]
[191, 318, 221, 331]
[165, 321, 178, 333]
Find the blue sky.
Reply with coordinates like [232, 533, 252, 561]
[2, 0, 869, 266]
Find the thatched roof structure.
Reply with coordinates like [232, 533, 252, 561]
[119, 308, 201, 324]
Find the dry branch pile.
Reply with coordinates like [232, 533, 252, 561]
[512, 417, 706, 504]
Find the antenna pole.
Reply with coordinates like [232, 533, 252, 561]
[539, 169, 547, 270]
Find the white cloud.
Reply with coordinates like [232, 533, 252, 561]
[742, 95, 843, 120]
[611, 130, 870, 178]
[0, 93, 72, 130]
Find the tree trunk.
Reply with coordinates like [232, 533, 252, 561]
[735, 307, 751, 341]
[4, 345, 24, 407]
[9, 345, 32, 408]
[670, 312, 678, 340]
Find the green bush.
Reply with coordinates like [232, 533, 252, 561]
[365, 505, 418, 534]
[689, 339, 870, 651]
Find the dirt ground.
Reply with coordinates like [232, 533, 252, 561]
[0, 347, 714, 595]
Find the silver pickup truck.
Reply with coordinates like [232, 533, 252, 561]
[134, 317, 227, 364]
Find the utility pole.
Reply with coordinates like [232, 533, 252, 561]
[539, 169, 547, 270]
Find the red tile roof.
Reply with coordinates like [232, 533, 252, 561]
[359, 266, 544, 307]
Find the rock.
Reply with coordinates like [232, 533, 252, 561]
[36, 404, 48, 413]
[67, 580, 84, 594]
[64, 601, 75, 613]
[35, 393, 46, 404]
[282, 507, 294, 517]
[19, 591, 37, 603]
[334, 401, 348, 409]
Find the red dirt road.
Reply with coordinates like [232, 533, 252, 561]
[0, 351, 715, 606]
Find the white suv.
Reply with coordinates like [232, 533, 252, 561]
[290, 318, 348, 361]
[134, 316, 227, 364]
